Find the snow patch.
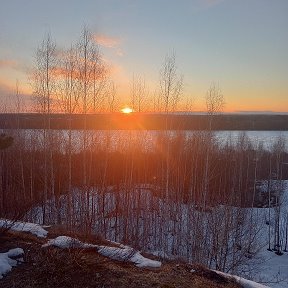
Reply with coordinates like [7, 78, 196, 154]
[215, 270, 270, 288]
[0, 219, 48, 238]
[42, 236, 97, 249]
[130, 251, 162, 268]
[97, 245, 135, 261]
[43, 236, 161, 268]
[97, 245, 161, 268]
[0, 248, 24, 279]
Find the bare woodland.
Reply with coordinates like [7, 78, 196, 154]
[1, 28, 288, 278]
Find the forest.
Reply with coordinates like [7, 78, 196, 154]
[1, 113, 288, 130]
[1, 27, 288, 278]
[1, 127, 288, 275]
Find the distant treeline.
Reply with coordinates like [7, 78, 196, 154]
[0, 113, 288, 130]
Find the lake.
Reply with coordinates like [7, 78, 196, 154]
[1, 129, 288, 151]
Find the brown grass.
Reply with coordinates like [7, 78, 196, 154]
[0, 230, 241, 288]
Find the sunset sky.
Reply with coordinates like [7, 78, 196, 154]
[0, 0, 287, 112]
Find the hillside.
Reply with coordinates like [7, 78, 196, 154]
[0, 227, 242, 288]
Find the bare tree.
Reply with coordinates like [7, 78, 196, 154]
[271, 136, 286, 255]
[206, 83, 225, 129]
[202, 83, 224, 211]
[159, 52, 183, 113]
[31, 33, 57, 224]
[92, 62, 108, 112]
[58, 45, 80, 114]
[130, 74, 148, 112]
[32, 33, 57, 114]
[183, 93, 196, 114]
[76, 26, 107, 114]
[56, 45, 80, 229]
[106, 80, 117, 112]
[75, 26, 109, 235]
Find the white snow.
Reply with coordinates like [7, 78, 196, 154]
[130, 251, 162, 268]
[43, 236, 161, 268]
[97, 245, 161, 268]
[215, 270, 270, 288]
[247, 183, 288, 288]
[42, 235, 97, 249]
[0, 219, 48, 238]
[0, 248, 24, 279]
[254, 249, 288, 287]
[24, 180, 288, 286]
[96, 245, 135, 261]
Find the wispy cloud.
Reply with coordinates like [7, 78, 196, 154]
[0, 78, 12, 93]
[0, 77, 33, 112]
[93, 34, 124, 57]
[115, 49, 124, 57]
[94, 34, 120, 48]
[0, 59, 18, 69]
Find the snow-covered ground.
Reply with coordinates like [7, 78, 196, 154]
[0, 219, 48, 238]
[0, 248, 24, 279]
[0, 220, 48, 279]
[254, 249, 288, 287]
[254, 181, 288, 287]
[0, 223, 280, 287]
[97, 245, 162, 268]
[223, 181, 288, 288]
[41, 235, 274, 286]
[25, 181, 288, 287]
[43, 235, 161, 268]
[214, 270, 270, 288]
[42, 235, 96, 249]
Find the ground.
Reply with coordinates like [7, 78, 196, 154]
[0, 229, 241, 288]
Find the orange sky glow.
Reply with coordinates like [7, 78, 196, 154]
[0, 0, 287, 114]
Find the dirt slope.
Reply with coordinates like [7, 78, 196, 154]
[0, 230, 240, 288]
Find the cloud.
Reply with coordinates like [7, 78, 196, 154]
[0, 59, 18, 69]
[94, 34, 124, 57]
[0, 77, 31, 96]
[116, 49, 124, 57]
[0, 78, 16, 93]
[0, 78, 32, 112]
[94, 34, 120, 48]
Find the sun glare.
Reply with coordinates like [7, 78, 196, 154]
[121, 107, 133, 114]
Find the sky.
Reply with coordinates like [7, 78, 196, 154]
[0, 0, 287, 112]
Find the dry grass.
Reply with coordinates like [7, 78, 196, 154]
[0, 230, 241, 288]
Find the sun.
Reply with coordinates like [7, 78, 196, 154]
[121, 107, 133, 114]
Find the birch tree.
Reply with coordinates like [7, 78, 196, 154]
[31, 33, 57, 224]
[203, 83, 224, 210]
[130, 74, 148, 112]
[159, 52, 183, 113]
